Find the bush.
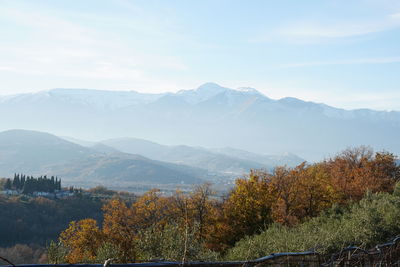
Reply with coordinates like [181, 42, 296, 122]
[0, 244, 47, 264]
[136, 223, 219, 262]
[225, 192, 400, 260]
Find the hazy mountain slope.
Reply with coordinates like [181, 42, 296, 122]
[60, 136, 96, 147]
[0, 129, 95, 174]
[101, 138, 303, 174]
[101, 138, 262, 174]
[211, 147, 304, 167]
[89, 143, 121, 154]
[0, 130, 205, 185]
[51, 153, 204, 185]
[1, 83, 400, 160]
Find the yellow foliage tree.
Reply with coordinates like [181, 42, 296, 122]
[102, 199, 137, 262]
[133, 189, 172, 229]
[59, 219, 103, 263]
[212, 170, 273, 249]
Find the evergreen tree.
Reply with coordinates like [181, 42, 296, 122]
[51, 176, 55, 192]
[12, 174, 21, 190]
[22, 177, 35, 194]
[4, 179, 12, 190]
[20, 176, 26, 190]
[57, 178, 61, 191]
[9, 174, 64, 194]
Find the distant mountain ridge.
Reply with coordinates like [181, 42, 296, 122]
[99, 137, 303, 175]
[0, 129, 206, 186]
[1, 83, 399, 160]
[0, 129, 302, 189]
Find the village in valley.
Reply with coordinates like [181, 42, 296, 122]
[0, 174, 74, 198]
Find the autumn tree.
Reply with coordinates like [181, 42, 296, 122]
[59, 219, 104, 263]
[102, 199, 137, 262]
[296, 163, 338, 217]
[188, 183, 216, 241]
[324, 147, 399, 202]
[211, 170, 273, 250]
[54, 149, 400, 261]
[269, 162, 339, 226]
[132, 189, 173, 229]
[269, 165, 300, 225]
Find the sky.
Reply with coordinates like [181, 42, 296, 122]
[0, 0, 400, 110]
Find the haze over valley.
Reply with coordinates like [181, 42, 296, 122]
[0, 128, 304, 191]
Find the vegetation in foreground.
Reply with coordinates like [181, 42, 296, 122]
[42, 146, 400, 264]
[226, 189, 400, 260]
[0, 185, 136, 264]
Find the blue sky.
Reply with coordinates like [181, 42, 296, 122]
[0, 0, 400, 110]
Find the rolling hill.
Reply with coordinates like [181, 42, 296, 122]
[0, 130, 205, 186]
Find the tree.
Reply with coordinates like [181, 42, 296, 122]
[12, 174, 21, 190]
[296, 164, 338, 218]
[188, 183, 215, 241]
[269, 163, 338, 225]
[102, 199, 137, 262]
[212, 170, 273, 250]
[4, 178, 12, 190]
[325, 147, 399, 202]
[133, 189, 171, 229]
[59, 219, 104, 263]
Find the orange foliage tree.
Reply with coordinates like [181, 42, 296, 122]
[102, 199, 137, 262]
[324, 147, 399, 202]
[269, 163, 338, 225]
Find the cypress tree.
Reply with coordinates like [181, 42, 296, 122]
[12, 175, 20, 190]
[22, 179, 32, 194]
[56, 177, 61, 191]
[4, 179, 12, 190]
[20, 176, 26, 190]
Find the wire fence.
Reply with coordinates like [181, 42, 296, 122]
[1, 236, 400, 267]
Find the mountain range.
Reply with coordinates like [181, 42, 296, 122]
[1, 83, 399, 160]
[98, 137, 303, 175]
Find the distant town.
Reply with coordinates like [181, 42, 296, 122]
[0, 174, 74, 198]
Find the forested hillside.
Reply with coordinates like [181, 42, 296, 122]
[0, 194, 104, 247]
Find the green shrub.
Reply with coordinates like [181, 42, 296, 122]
[226, 192, 400, 260]
[136, 223, 219, 262]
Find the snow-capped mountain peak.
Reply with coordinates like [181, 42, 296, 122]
[236, 87, 260, 94]
[176, 83, 230, 104]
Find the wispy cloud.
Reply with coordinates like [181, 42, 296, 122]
[0, 1, 189, 93]
[282, 56, 400, 68]
[283, 13, 400, 38]
[253, 12, 400, 44]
